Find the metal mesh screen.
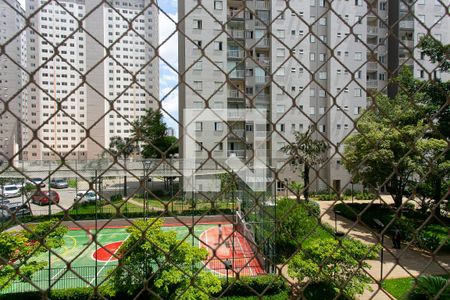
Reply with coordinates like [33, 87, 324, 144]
[0, 0, 449, 299]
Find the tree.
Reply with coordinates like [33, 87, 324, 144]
[132, 109, 178, 158]
[416, 138, 450, 217]
[109, 136, 136, 159]
[288, 238, 376, 298]
[281, 128, 328, 201]
[218, 172, 238, 203]
[107, 219, 221, 299]
[0, 219, 67, 290]
[109, 136, 136, 197]
[343, 93, 424, 209]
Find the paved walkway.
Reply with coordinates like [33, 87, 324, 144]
[318, 200, 450, 300]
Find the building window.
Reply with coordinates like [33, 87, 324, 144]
[193, 81, 203, 91]
[214, 41, 223, 50]
[195, 122, 203, 132]
[214, 122, 223, 131]
[354, 88, 362, 97]
[214, 1, 223, 10]
[193, 19, 202, 29]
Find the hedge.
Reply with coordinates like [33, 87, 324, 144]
[218, 275, 288, 297]
[334, 203, 450, 252]
[0, 275, 290, 300]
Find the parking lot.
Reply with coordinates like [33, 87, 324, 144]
[1, 178, 172, 216]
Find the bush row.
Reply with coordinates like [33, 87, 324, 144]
[1, 208, 235, 227]
[334, 203, 450, 252]
[0, 275, 290, 300]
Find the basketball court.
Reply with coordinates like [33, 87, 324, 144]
[2, 221, 264, 294]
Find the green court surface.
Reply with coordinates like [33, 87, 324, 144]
[2, 224, 216, 294]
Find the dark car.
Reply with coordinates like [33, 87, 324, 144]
[0, 202, 32, 221]
[50, 178, 68, 189]
[31, 190, 60, 205]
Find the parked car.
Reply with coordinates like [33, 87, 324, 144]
[31, 190, 60, 205]
[1, 185, 22, 198]
[27, 178, 46, 188]
[0, 202, 32, 221]
[50, 178, 68, 189]
[74, 190, 101, 204]
[0, 197, 10, 205]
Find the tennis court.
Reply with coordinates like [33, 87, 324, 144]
[2, 221, 264, 294]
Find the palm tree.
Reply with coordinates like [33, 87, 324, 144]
[281, 128, 328, 201]
[109, 136, 136, 197]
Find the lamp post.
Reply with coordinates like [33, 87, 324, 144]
[224, 259, 232, 299]
[374, 218, 385, 281]
[351, 180, 354, 203]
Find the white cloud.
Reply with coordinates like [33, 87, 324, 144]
[159, 12, 178, 70]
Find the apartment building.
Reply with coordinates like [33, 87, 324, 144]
[0, 0, 27, 160]
[178, 0, 449, 193]
[21, 0, 158, 160]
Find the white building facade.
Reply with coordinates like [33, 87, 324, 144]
[178, 0, 449, 193]
[21, 0, 158, 160]
[0, 0, 27, 161]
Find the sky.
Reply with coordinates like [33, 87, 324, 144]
[18, 0, 179, 135]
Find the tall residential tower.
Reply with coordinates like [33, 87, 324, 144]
[22, 0, 159, 160]
[178, 0, 449, 192]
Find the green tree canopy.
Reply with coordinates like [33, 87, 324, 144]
[0, 219, 67, 290]
[107, 218, 221, 299]
[132, 109, 178, 158]
[343, 92, 424, 208]
[281, 128, 328, 200]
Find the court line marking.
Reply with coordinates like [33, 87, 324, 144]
[234, 231, 254, 276]
[89, 234, 130, 285]
[48, 235, 78, 282]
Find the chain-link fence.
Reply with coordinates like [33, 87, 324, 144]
[0, 0, 449, 299]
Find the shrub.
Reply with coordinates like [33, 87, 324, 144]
[354, 192, 376, 200]
[110, 194, 123, 202]
[288, 238, 374, 297]
[417, 225, 450, 252]
[302, 282, 351, 300]
[407, 275, 450, 300]
[219, 275, 287, 297]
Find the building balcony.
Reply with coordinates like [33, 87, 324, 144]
[255, 38, 270, 48]
[255, 19, 269, 27]
[399, 20, 414, 30]
[400, 39, 414, 48]
[227, 10, 244, 20]
[255, 0, 270, 10]
[228, 29, 245, 39]
[255, 56, 270, 66]
[227, 149, 245, 158]
[255, 75, 269, 84]
[228, 129, 245, 139]
[228, 89, 244, 98]
[227, 49, 245, 59]
[229, 70, 245, 80]
[366, 80, 378, 88]
[367, 62, 378, 70]
[367, 26, 378, 35]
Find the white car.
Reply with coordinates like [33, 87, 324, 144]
[1, 185, 22, 198]
[74, 190, 101, 204]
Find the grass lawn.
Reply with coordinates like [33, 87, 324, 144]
[131, 197, 234, 211]
[383, 275, 450, 299]
[68, 201, 142, 215]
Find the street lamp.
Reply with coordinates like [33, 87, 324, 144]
[373, 218, 385, 281]
[224, 259, 232, 298]
[351, 180, 354, 203]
